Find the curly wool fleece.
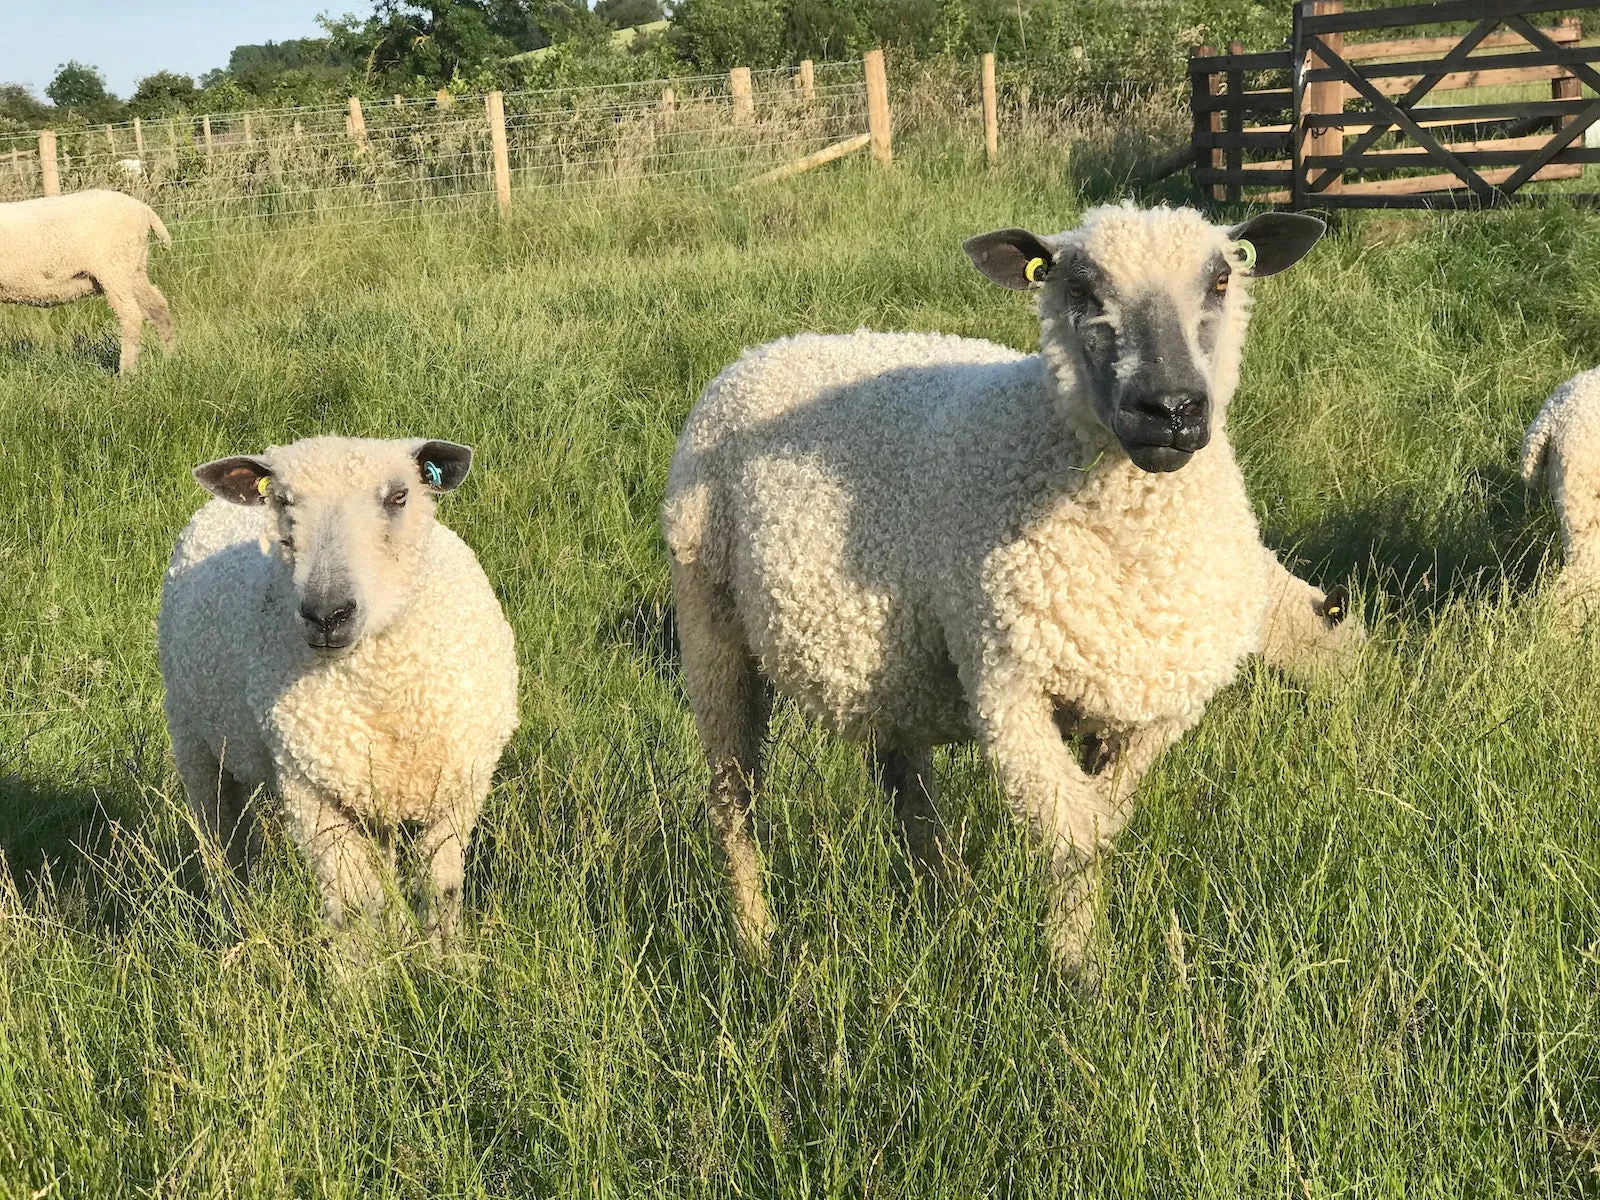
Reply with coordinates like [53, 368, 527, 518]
[664, 203, 1354, 963]
[159, 437, 518, 936]
[1524, 366, 1600, 620]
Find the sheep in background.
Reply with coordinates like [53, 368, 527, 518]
[0, 189, 174, 374]
[159, 436, 518, 945]
[663, 203, 1360, 970]
[1523, 366, 1600, 622]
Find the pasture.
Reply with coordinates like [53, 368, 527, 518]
[2, 135, 1599, 1196]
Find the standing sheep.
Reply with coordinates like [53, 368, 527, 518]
[159, 436, 518, 943]
[663, 203, 1361, 968]
[0, 189, 175, 375]
[1522, 365, 1600, 621]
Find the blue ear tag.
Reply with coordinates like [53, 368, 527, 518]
[423, 461, 444, 488]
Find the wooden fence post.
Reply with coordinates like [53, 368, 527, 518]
[1225, 40, 1244, 203]
[1303, 0, 1344, 195]
[133, 117, 145, 158]
[864, 48, 892, 164]
[486, 90, 511, 218]
[38, 130, 59, 195]
[662, 87, 676, 116]
[436, 88, 453, 109]
[730, 66, 753, 124]
[1191, 46, 1224, 201]
[1552, 17, 1581, 132]
[982, 52, 998, 169]
[104, 124, 116, 156]
[202, 114, 214, 163]
[393, 94, 405, 108]
[799, 59, 815, 100]
[348, 96, 368, 151]
[243, 113, 254, 146]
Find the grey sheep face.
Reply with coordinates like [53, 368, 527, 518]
[964, 207, 1324, 474]
[193, 436, 473, 654]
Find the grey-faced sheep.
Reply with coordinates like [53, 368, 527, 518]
[662, 203, 1361, 969]
[1523, 365, 1600, 622]
[0, 189, 175, 375]
[158, 436, 518, 944]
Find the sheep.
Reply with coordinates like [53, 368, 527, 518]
[662, 203, 1361, 969]
[158, 435, 519, 944]
[1522, 365, 1600, 622]
[0, 188, 174, 375]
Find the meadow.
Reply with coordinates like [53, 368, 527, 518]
[2, 127, 1600, 1197]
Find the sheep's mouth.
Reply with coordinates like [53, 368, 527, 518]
[1123, 443, 1195, 473]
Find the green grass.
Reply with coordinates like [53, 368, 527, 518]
[2, 135, 1600, 1197]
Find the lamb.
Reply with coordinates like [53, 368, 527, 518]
[0, 189, 175, 375]
[1522, 366, 1600, 621]
[158, 435, 519, 944]
[662, 203, 1361, 969]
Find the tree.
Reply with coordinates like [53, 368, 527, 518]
[671, 0, 784, 69]
[594, 0, 663, 30]
[128, 71, 198, 117]
[0, 84, 52, 129]
[45, 61, 111, 111]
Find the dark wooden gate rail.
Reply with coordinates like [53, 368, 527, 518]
[1189, 0, 1600, 208]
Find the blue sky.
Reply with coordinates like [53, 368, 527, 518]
[1, 1, 346, 99]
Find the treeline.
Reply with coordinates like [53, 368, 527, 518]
[2, 0, 1290, 134]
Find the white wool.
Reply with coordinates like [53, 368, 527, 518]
[0, 189, 175, 375]
[1523, 366, 1600, 620]
[663, 203, 1359, 966]
[158, 436, 518, 939]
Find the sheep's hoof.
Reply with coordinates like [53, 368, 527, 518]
[1045, 866, 1103, 988]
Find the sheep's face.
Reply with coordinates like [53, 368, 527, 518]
[194, 436, 473, 655]
[964, 206, 1324, 474]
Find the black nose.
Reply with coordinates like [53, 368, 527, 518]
[1135, 390, 1208, 429]
[300, 599, 359, 647]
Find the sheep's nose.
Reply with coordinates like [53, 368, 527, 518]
[1135, 390, 1208, 429]
[300, 599, 359, 648]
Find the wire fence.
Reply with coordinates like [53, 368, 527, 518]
[0, 62, 873, 236]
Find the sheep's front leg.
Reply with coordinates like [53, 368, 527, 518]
[414, 803, 479, 949]
[974, 687, 1128, 969]
[869, 742, 950, 873]
[1259, 553, 1362, 680]
[279, 779, 390, 931]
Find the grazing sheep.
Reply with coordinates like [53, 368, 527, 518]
[1522, 365, 1600, 621]
[663, 203, 1360, 968]
[158, 436, 518, 944]
[0, 189, 174, 374]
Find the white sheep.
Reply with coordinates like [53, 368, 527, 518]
[662, 203, 1361, 968]
[0, 188, 174, 375]
[158, 436, 519, 943]
[1522, 365, 1600, 621]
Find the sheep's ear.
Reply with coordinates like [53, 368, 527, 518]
[963, 228, 1057, 291]
[194, 456, 272, 506]
[414, 440, 472, 492]
[1226, 212, 1325, 277]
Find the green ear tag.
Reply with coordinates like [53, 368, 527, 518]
[256, 476, 270, 498]
[1232, 239, 1257, 272]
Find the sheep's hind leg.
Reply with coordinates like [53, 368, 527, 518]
[134, 277, 176, 355]
[98, 280, 145, 375]
[869, 742, 951, 874]
[671, 558, 774, 953]
[413, 803, 478, 950]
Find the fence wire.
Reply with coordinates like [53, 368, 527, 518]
[0, 62, 871, 238]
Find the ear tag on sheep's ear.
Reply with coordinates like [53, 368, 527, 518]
[423, 461, 444, 489]
[256, 476, 270, 499]
[1318, 584, 1348, 627]
[1230, 239, 1258, 273]
[1024, 256, 1048, 286]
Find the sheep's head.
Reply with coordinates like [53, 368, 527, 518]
[193, 436, 473, 654]
[964, 205, 1324, 474]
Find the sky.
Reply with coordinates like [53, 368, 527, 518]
[1, 0, 347, 99]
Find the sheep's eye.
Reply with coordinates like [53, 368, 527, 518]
[1067, 282, 1091, 301]
[386, 488, 408, 509]
[1212, 271, 1231, 297]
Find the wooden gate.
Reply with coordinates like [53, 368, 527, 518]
[1189, 0, 1600, 208]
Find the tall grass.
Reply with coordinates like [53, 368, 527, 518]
[1, 135, 1599, 1197]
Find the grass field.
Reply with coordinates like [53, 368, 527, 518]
[3, 134, 1600, 1197]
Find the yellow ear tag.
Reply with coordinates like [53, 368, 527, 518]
[1024, 256, 1047, 284]
[256, 476, 270, 498]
